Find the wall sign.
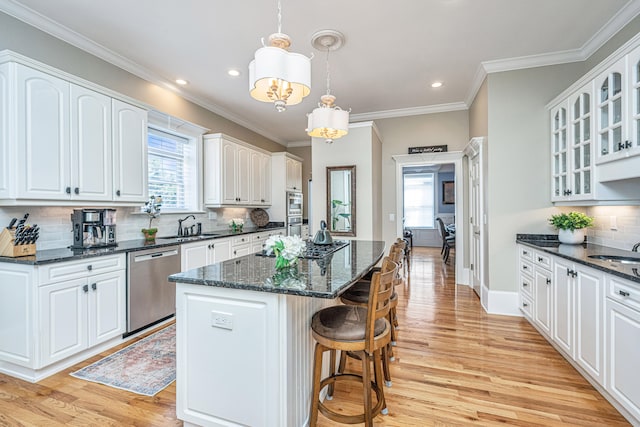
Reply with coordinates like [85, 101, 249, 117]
[408, 145, 448, 154]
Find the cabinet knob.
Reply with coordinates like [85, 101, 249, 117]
[522, 265, 528, 270]
[87, 265, 92, 271]
[546, 278, 551, 285]
[522, 282, 528, 287]
[618, 289, 630, 297]
[116, 190, 121, 196]
[74, 187, 79, 195]
[91, 283, 97, 291]
[83, 284, 89, 293]
[538, 257, 544, 262]
[66, 187, 71, 194]
[233, 250, 237, 255]
[523, 302, 528, 307]
[523, 251, 528, 255]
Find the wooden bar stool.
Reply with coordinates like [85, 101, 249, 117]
[309, 261, 397, 427]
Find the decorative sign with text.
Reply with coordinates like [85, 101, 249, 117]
[408, 145, 448, 154]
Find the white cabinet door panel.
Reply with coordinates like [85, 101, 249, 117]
[575, 266, 604, 385]
[112, 99, 147, 202]
[89, 270, 125, 346]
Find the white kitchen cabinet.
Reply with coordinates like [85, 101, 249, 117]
[71, 85, 113, 201]
[552, 257, 574, 357]
[0, 56, 148, 205]
[181, 238, 233, 271]
[517, 245, 534, 320]
[112, 99, 148, 203]
[533, 253, 553, 337]
[39, 268, 125, 366]
[251, 231, 269, 253]
[270, 152, 304, 222]
[251, 150, 272, 206]
[16, 64, 70, 200]
[301, 224, 310, 240]
[574, 264, 605, 385]
[595, 56, 627, 164]
[204, 133, 271, 207]
[606, 277, 640, 422]
[231, 235, 251, 258]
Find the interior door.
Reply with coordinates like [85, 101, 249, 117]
[469, 148, 482, 297]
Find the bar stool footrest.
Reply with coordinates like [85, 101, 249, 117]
[317, 373, 386, 424]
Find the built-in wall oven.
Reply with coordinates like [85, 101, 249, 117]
[287, 215, 302, 237]
[286, 191, 303, 236]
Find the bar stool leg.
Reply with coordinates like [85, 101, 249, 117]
[327, 349, 336, 399]
[361, 350, 373, 427]
[374, 349, 388, 414]
[309, 342, 325, 427]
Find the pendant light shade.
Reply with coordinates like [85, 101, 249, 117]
[306, 30, 349, 143]
[248, 2, 311, 112]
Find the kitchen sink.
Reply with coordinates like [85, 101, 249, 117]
[588, 255, 640, 264]
[156, 235, 206, 242]
[200, 232, 221, 236]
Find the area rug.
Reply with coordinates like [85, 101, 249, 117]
[70, 324, 176, 396]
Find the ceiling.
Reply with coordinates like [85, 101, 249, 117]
[2, 0, 639, 145]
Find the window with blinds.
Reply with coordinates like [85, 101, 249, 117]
[403, 172, 435, 228]
[147, 127, 197, 211]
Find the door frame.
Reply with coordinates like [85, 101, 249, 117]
[393, 151, 466, 285]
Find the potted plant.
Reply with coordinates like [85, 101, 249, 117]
[549, 211, 594, 244]
[141, 195, 162, 241]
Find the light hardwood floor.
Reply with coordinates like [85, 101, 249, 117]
[0, 247, 630, 426]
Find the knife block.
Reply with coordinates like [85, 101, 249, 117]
[0, 228, 36, 257]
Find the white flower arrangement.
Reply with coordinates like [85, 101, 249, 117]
[265, 235, 306, 269]
[229, 218, 244, 231]
[141, 195, 162, 230]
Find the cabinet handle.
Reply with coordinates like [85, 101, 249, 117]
[523, 250, 528, 255]
[66, 187, 71, 194]
[571, 270, 577, 278]
[546, 278, 551, 285]
[522, 265, 528, 270]
[74, 187, 79, 195]
[538, 256, 544, 262]
[233, 250, 237, 255]
[116, 190, 121, 196]
[82, 284, 89, 293]
[566, 268, 571, 277]
[523, 302, 528, 307]
[618, 290, 630, 297]
[87, 265, 92, 271]
[522, 282, 528, 287]
[625, 140, 633, 149]
[91, 283, 97, 291]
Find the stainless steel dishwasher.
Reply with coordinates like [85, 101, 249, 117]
[126, 245, 181, 335]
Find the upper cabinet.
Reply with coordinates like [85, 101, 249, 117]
[0, 53, 148, 205]
[286, 156, 303, 191]
[549, 38, 640, 202]
[203, 133, 271, 208]
[269, 152, 304, 222]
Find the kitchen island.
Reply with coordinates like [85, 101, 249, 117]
[168, 240, 385, 427]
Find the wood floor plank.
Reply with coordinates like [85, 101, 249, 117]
[0, 247, 631, 426]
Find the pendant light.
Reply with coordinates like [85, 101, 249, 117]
[249, 0, 311, 112]
[307, 30, 349, 143]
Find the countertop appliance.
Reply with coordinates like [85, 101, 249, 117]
[70, 209, 117, 249]
[126, 245, 180, 335]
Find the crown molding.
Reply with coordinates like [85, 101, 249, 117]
[287, 140, 312, 148]
[0, 0, 289, 146]
[350, 102, 468, 122]
[581, 0, 640, 58]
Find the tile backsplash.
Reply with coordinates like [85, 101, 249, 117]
[587, 206, 640, 251]
[0, 206, 260, 250]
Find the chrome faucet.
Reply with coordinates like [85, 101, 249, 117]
[178, 215, 196, 236]
[633, 242, 640, 252]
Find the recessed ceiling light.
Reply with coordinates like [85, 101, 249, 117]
[431, 81, 443, 88]
[175, 78, 188, 85]
[228, 69, 241, 77]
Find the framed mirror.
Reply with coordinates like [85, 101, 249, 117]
[326, 165, 356, 237]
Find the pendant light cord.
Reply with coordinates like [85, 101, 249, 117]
[325, 48, 331, 96]
[277, 0, 282, 33]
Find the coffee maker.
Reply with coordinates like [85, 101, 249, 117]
[71, 209, 117, 249]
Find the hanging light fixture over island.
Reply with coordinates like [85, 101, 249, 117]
[307, 30, 349, 143]
[248, 0, 311, 112]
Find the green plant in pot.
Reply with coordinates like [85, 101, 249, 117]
[549, 212, 594, 244]
[141, 195, 162, 241]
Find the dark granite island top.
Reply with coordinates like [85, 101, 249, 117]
[168, 240, 386, 298]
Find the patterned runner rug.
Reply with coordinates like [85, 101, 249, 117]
[70, 324, 176, 396]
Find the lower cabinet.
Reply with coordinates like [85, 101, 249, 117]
[606, 276, 640, 422]
[231, 235, 251, 258]
[39, 269, 125, 366]
[181, 238, 232, 271]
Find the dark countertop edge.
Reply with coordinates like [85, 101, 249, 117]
[0, 225, 287, 266]
[170, 242, 386, 299]
[516, 235, 640, 284]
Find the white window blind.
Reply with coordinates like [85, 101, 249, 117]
[403, 172, 435, 228]
[147, 127, 195, 210]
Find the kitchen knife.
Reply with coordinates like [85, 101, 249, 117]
[29, 231, 39, 244]
[15, 213, 29, 229]
[7, 218, 17, 229]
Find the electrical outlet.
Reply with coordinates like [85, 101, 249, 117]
[389, 213, 395, 221]
[211, 311, 233, 330]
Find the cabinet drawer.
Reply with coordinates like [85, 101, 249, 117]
[520, 273, 533, 298]
[251, 232, 269, 243]
[519, 246, 534, 262]
[232, 235, 250, 246]
[608, 276, 640, 312]
[38, 254, 124, 285]
[520, 294, 533, 319]
[533, 252, 552, 270]
[520, 259, 534, 277]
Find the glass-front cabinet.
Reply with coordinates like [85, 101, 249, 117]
[628, 44, 640, 157]
[551, 83, 594, 202]
[595, 57, 626, 163]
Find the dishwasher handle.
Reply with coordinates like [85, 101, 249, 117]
[134, 249, 179, 262]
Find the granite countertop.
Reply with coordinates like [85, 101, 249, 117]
[516, 234, 640, 284]
[168, 240, 387, 299]
[0, 223, 285, 265]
